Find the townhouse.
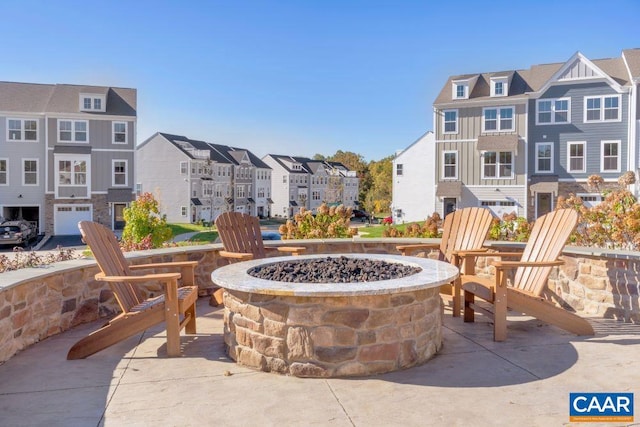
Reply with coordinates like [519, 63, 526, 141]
[0, 82, 137, 235]
[430, 48, 640, 220]
[136, 133, 271, 223]
[262, 154, 359, 218]
[391, 131, 436, 223]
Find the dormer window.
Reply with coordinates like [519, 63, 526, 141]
[491, 77, 508, 97]
[452, 81, 469, 100]
[79, 94, 106, 112]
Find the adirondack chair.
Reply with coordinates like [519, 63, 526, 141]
[67, 221, 198, 359]
[396, 207, 493, 316]
[461, 208, 594, 341]
[211, 212, 306, 304]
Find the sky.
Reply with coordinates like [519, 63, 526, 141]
[2, 0, 640, 162]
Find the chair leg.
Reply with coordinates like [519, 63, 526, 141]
[493, 286, 508, 342]
[185, 302, 197, 334]
[452, 277, 461, 317]
[463, 290, 475, 323]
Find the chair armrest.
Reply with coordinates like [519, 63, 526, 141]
[396, 243, 439, 256]
[129, 261, 198, 271]
[491, 259, 565, 270]
[218, 250, 255, 261]
[458, 250, 522, 259]
[276, 246, 306, 255]
[95, 272, 181, 282]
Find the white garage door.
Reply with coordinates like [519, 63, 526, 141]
[54, 205, 93, 235]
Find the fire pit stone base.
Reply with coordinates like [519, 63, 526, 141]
[223, 287, 443, 377]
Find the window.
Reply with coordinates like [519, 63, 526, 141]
[452, 81, 469, 99]
[601, 140, 620, 172]
[283, 176, 287, 183]
[8, 119, 38, 141]
[79, 94, 106, 112]
[0, 159, 7, 185]
[135, 183, 142, 196]
[442, 151, 457, 179]
[58, 120, 88, 142]
[535, 142, 553, 173]
[536, 98, 570, 124]
[23, 159, 38, 185]
[577, 193, 603, 208]
[443, 110, 458, 133]
[483, 107, 514, 132]
[584, 95, 621, 122]
[113, 122, 127, 144]
[58, 160, 87, 185]
[490, 77, 508, 97]
[312, 191, 320, 200]
[237, 185, 245, 198]
[567, 142, 586, 173]
[181, 206, 187, 216]
[113, 160, 127, 186]
[396, 164, 403, 176]
[482, 151, 513, 179]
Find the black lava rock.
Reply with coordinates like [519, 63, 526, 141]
[248, 256, 421, 283]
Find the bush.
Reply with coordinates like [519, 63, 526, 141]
[488, 212, 532, 242]
[0, 246, 79, 273]
[279, 204, 357, 239]
[382, 213, 441, 238]
[121, 192, 173, 250]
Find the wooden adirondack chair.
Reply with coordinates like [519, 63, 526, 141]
[461, 208, 594, 341]
[396, 207, 493, 316]
[67, 221, 198, 359]
[211, 212, 306, 304]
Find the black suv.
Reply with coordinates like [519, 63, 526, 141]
[351, 209, 370, 222]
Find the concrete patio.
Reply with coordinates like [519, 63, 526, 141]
[1, 297, 638, 427]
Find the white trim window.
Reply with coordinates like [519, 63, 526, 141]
[601, 140, 620, 172]
[396, 164, 403, 176]
[58, 120, 88, 143]
[482, 151, 513, 179]
[79, 94, 106, 112]
[452, 81, 469, 100]
[567, 141, 586, 173]
[112, 122, 127, 144]
[0, 159, 8, 185]
[236, 185, 245, 198]
[584, 95, 621, 122]
[442, 151, 458, 179]
[536, 98, 570, 125]
[180, 161, 188, 175]
[577, 193, 603, 208]
[490, 77, 508, 97]
[483, 107, 514, 132]
[535, 142, 553, 173]
[181, 206, 187, 217]
[7, 118, 38, 142]
[443, 109, 458, 134]
[112, 160, 127, 186]
[22, 159, 38, 186]
[58, 159, 87, 185]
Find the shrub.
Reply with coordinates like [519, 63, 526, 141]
[279, 204, 357, 239]
[0, 246, 79, 273]
[382, 213, 442, 238]
[121, 192, 173, 250]
[488, 212, 532, 242]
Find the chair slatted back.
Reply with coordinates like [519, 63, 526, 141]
[78, 221, 144, 312]
[215, 212, 267, 259]
[514, 209, 578, 296]
[440, 207, 493, 263]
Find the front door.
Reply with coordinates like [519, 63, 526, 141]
[443, 198, 457, 216]
[536, 193, 552, 218]
[113, 204, 126, 230]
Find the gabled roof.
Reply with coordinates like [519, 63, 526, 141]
[622, 48, 640, 79]
[0, 81, 136, 115]
[434, 70, 529, 105]
[154, 132, 270, 168]
[265, 154, 353, 175]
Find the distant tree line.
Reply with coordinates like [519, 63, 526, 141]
[313, 150, 392, 216]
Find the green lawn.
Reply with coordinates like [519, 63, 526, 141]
[167, 223, 212, 236]
[357, 222, 417, 238]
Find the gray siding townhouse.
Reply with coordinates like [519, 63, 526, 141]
[262, 154, 359, 218]
[433, 70, 529, 218]
[527, 51, 639, 218]
[0, 82, 137, 235]
[136, 133, 270, 223]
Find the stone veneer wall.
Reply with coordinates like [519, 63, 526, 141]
[1, 239, 639, 363]
[223, 287, 442, 378]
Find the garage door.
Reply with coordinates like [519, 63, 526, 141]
[54, 205, 93, 235]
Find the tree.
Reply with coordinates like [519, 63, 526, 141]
[121, 192, 173, 250]
[363, 156, 393, 214]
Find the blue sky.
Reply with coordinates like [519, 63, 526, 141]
[2, 1, 639, 161]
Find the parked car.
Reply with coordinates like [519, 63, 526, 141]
[351, 209, 370, 222]
[382, 216, 393, 225]
[0, 220, 38, 247]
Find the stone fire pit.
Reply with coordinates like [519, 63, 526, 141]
[211, 254, 458, 377]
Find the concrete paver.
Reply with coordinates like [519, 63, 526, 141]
[0, 298, 639, 426]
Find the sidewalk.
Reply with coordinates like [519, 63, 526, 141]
[0, 297, 638, 426]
